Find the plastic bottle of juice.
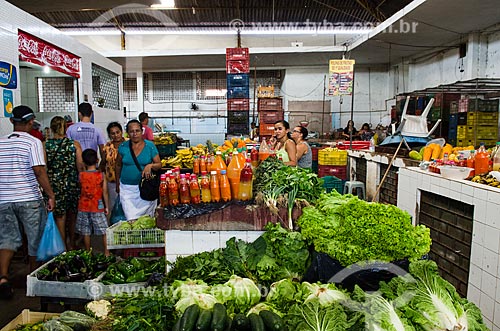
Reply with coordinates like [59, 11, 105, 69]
[467, 150, 475, 177]
[189, 174, 201, 204]
[179, 174, 191, 204]
[225, 152, 232, 166]
[211, 151, 227, 179]
[219, 169, 231, 202]
[200, 155, 207, 173]
[168, 174, 179, 206]
[250, 146, 259, 169]
[227, 151, 243, 199]
[210, 170, 221, 202]
[493, 142, 500, 171]
[159, 174, 169, 207]
[193, 156, 200, 175]
[200, 171, 211, 203]
[259, 138, 271, 161]
[238, 158, 253, 201]
[475, 143, 489, 175]
[238, 148, 246, 164]
[207, 154, 213, 172]
[173, 167, 181, 183]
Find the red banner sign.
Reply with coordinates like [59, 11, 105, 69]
[18, 30, 80, 78]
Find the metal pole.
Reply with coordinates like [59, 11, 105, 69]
[321, 75, 326, 137]
[349, 68, 356, 150]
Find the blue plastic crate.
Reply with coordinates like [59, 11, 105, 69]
[227, 74, 249, 88]
[227, 86, 250, 99]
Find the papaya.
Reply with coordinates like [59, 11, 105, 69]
[440, 143, 453, 159]
[423, 146, 433, 161]
[409, 150, 423, 161]
[431, 144, 441, 160]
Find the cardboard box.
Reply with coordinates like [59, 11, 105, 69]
[1, 310, 59, 331]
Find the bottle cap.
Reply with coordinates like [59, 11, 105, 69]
[180, 174, 186, 178]
[216, 151, 222, 155]
[201, 171, 207, 175]
[201, 155, 206, 159]
[221, 170, 227, 175]
[185, 173, 191, 177]
[246, 158, 251, 162]
[210, 170, 217, 175]
[160, 174, 166, 180]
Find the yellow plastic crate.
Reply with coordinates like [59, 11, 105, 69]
[457, 125, 467, 139]
[318, 149, 348, 166]
[467, 112, 498, 125]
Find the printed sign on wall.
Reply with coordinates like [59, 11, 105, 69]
[328, 59, 355, 96]
[0, 61, 18, 89]
[3, 89, 14, 117]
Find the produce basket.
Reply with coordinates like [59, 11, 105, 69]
[318, 149, 348, 166]
[156, 143, 176, 158]
[1, 310, 59, 331]
[106, 221, 165, 249]
[26, 257, 105, 299]
[322, 176, 344, 194]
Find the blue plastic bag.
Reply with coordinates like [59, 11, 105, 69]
[36, 212, 65, 262]
[110, 194, 127, 224]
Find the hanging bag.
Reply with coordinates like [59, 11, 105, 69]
[129, 141, 160, 201]
[110, 194, 127, 224]
[36, 212, 65, 262]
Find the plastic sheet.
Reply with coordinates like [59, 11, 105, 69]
[302, 251, 411, 292]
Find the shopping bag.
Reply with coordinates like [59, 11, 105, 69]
[110, 194, 127, 224]
[36, 212, 65, 262]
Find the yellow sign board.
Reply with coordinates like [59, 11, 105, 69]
[328, 59, 355, 96]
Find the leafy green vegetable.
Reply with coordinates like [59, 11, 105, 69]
[266, 279, 299, 310]
[298, 191, 431, 266]
[300, 282, 348, 306]
[224, 275, 262, 311]
[285, 299, 353, 331]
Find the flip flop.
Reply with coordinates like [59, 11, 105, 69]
[0, 275, 13, 299]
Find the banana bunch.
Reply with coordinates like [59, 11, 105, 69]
[190, 145, 207, 156]
[162, 155, 183, 168]
[176, 149, 194, 169]
[154, 133, 176, 145]
[471, 174, 500, 187]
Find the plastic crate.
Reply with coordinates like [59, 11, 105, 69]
[227, 122, 248, 135]
[258, 123, 275, 136]
[227, 98, 250, 111]
[259, 111, 284, 124]
[26, 256, 105, 299]
[318, 165, 347, 179]
[122, 247, 166, 258]
[258, 98, 282, 111]
[467, 111, 499, 125]
[226, 60, 250, 74]
[106, 221, 165, 249]
[318, 149, 348, 166]
[227, 86, 250, 99]
[227, 74, 249, 88]
[322, 176, 344, 193]
[457, 125, 467, 139]
[312, 160, 318, 174]
[336, 141, 370, 150]
[226, 47, 249, 61]
[228, 111, 249, 124]
[155, 143, 176, 158]
[1, 310, 60, 331]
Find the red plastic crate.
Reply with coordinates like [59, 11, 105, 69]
[318, 165, 347, 180]
[311, 147, 321, 161]
[258, 98, 282, 111]
[226, 48, 249, 61]
[227, 98, 250, 111]
[336, 141, 370, 150]
[226, 60, 250, 74]
[259, 111, 284, 124]
[122, 247, 165, 258]
[259, 123, 275, 136]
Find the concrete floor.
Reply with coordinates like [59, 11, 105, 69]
[1, 236, 105, 328]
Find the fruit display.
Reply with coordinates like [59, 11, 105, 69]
[471, 173, 500, 187]
[162, 148, 195, 168]
[154, 132, 176, 145]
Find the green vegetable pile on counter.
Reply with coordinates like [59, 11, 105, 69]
[14, 311, 96, 331]
[101, 256, 166, 284]
[36, 249, 115, 282]
[165, 222, 310, 287]
[298, 191, 431, 266]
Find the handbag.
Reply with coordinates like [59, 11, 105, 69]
[36, 212, 65, 262]
[110, 194, 127, 224]
[129, 141, 160, 201]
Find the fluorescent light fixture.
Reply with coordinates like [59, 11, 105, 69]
[151, 0, 176, 9]
[63, 30, 122, 36]
[205, 89, 227, 97]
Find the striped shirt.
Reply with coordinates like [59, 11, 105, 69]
[0, 131, 45, 203]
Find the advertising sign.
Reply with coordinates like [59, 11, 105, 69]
[3, 89, 13, 117]
[0, 61, 17, 89]
[328, 59, 355, 96]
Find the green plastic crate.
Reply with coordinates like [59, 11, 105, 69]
[322, 176, 344, 194]
[156, 144, 176, 158]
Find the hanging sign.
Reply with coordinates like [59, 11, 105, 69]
[328, 59, 355, 96]
[0, 61, 17, 89]
[18, 30, 81, 78]
[3, 89, 14, 117]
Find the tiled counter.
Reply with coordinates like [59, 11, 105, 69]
[398, 167, 500, 330]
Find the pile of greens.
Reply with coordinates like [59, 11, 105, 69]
[298, 191, 431, 266]
[165, 222, 310, 287]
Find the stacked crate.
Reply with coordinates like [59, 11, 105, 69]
[455, 98, 499, 147]
[317, 148, 348, 180]
[226, 48, 250, 135]
[258, 97, 284, 140]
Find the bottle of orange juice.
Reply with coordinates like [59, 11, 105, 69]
[475, 143, 489, 175]
[238, 159, 253, 201]
[227, 151, 243, 199]
[219, 169, 231, 202]
[200, 171, 211, 203]
[210, 170, 221, 202]
[193, 156, 200, 175]
[211, 151, 227, 178]
[250, 146, 259, 169]
[189, 174, 201, 204]
[200, 155, 207, 173]
[259, 138, 271, 161]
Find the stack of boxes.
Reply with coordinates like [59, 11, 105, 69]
[226, 48, 250, 135]
[451, 97, 499, 147]
[258, 97, 284, 140]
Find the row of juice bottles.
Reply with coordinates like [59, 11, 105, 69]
[159, 157, 254, 207]
[431, 142, 500, 176]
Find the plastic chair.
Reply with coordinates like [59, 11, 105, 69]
[343, 181, 366, 200]
[395, 96, 440, 138]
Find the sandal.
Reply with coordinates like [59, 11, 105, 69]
[0, 275, 13, 299]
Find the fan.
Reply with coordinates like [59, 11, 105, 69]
[191, 103, 199, 111]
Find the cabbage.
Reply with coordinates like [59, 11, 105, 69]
[364, 293, 414, 331]
[85, 300, 111, 319]
[266, 279, 298, 308]
[132, 215, 156, 229]
[211, 283, 233, 303]
[247, 302, 283, 317]
[224, 275, 261, 310]
[300, 282, 348, 306]
[174, 292, 218, 314]
[172, 279, 210, 300]
[286, 299, 352, 331]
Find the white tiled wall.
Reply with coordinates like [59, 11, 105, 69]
[398, 167, 500, 328]
[165, 230, 264, 264]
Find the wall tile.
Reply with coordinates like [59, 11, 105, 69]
[486, 202, 500, 228]
[193, 231, 220, 253]
[482, 270, 498, 300]
[483, 248, 499, 275]
[462, 183, 474, 196]
[474, 197, 488, 223]
[481, 292, 495, 322]
[488, 191, 500, 203]
[495, 299, 500, 327]
[475, 187, 489, 200]
[484, 226, 500, 253]
[472, 222, 485, 245]
[469, 263, 483, 287]
[461, 193, 474, 204]
[468, 284, 481, 306]
[166, 230, 193, 255]
[449, 181, 462, 194]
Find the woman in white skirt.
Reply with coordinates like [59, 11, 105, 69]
[115, 120, 162, 220]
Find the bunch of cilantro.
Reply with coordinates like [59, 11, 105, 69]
[297, 191, 431, 266]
